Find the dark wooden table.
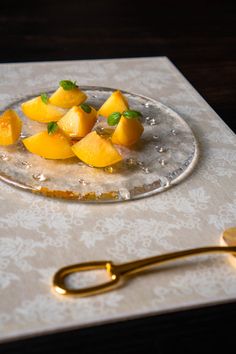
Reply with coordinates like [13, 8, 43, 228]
[0, 0, 235, 352]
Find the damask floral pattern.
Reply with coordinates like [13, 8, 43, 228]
[0, 57, 236, 343]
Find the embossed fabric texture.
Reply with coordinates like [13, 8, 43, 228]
[0, 57, 236, 343]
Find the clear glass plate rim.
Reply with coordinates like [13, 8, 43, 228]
[0, 85, 199, 203]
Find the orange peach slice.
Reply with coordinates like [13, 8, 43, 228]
[97, 90, 129, 118]
[21, 96, 67, 123]
[23, 131, 74, 159]
[111, 116, 144, 146]
[57, 105, 97, 138]
[71, 131, 122, 167]
[0, 109, 22, 145]
[49, 87, 87, 109]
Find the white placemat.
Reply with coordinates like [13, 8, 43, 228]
[0, 57, 236, 343]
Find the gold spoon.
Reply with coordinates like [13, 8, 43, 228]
[52, 227, 236, 297]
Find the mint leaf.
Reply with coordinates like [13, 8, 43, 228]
[80, 103, 92, 113]
[123, 110, 142, 119]
[41, 93, 48, 104]
[47, 121, 58, 135]
[107, 112, 121, 126]
[59, 80, 78, 90]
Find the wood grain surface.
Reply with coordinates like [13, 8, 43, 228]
[0, 0, 235, 352]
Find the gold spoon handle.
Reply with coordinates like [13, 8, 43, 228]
[114, 246, 236, 276]
[53, 246, 236, 297]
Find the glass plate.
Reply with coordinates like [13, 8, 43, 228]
[0, 86, 199, 203]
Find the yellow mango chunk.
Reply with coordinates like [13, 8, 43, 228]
[111, 116, 144, 146]
[72, 131, 122, 167]
[97, 90, 129, 118]
[0, 109, 22, 145]
[57, 105, 97, 138]
[49, 87, 87, 109]
[21, 96, 67, 123]
[23, 131, 74, 159]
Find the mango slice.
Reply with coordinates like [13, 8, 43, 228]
[23, 131, 74, 159]
[57, 105, 97, 138]
[21, 96, 67, 123]
[49, 87, 87, 109]
[72, 131, 122, 167]
[111, 116, 144, 146]
[97, 90, 129, 118]
[0, 109, 22, 145]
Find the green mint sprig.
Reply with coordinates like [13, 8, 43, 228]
[107, 110, 142, 126]
[59, 80, 78, 90]
[107, 112, 121, 126]
[122, 110, 142, 119]
[47, 121, 58, 135]
[41, 93, 49, 104]
[80, 103, 92, 113]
